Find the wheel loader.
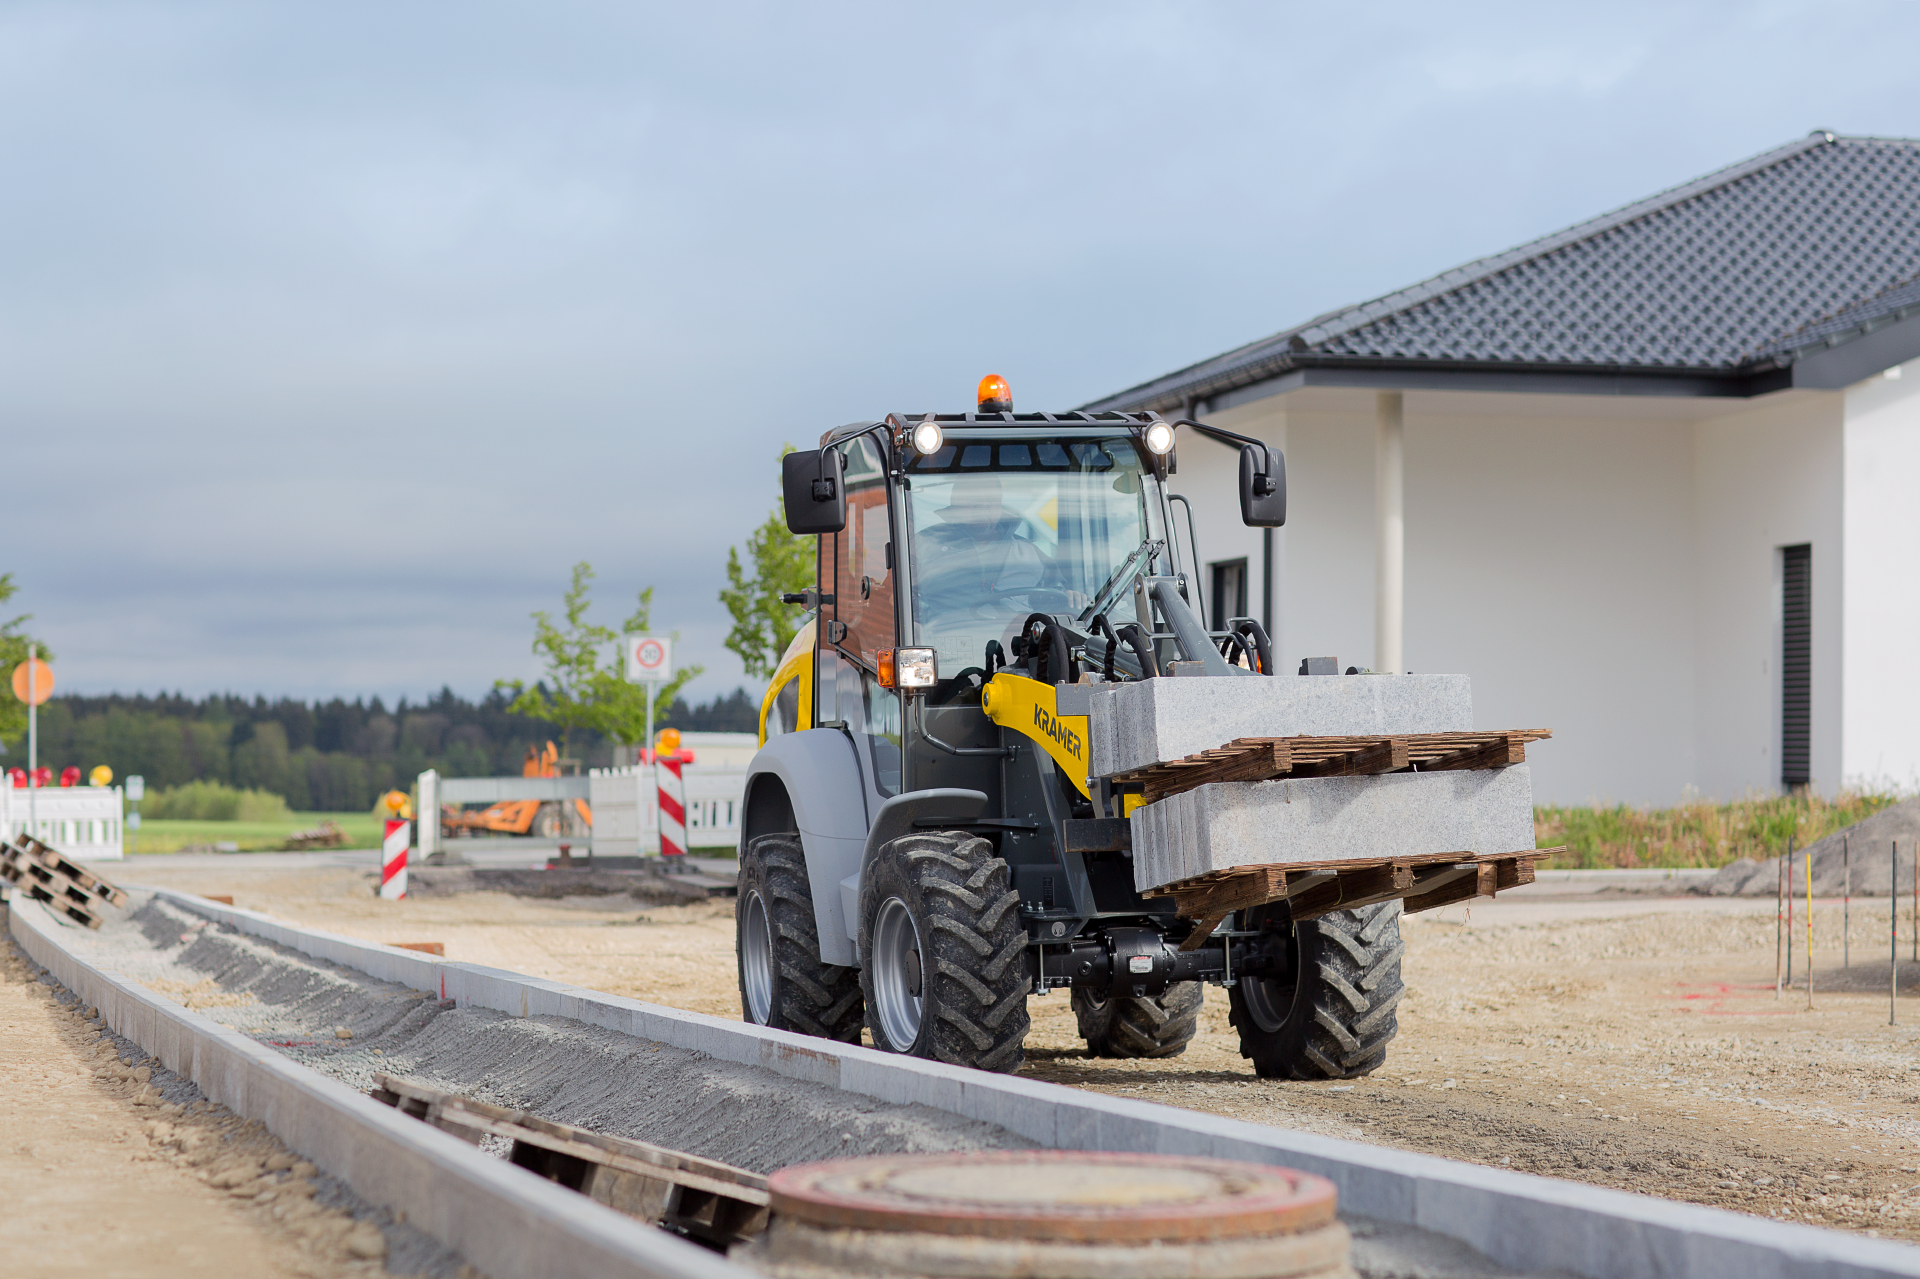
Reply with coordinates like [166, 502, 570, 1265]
[733, 376, 1409, 1078]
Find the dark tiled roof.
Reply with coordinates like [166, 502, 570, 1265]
[1087, 133, 1920, 411]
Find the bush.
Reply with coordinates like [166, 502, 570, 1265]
[142, 780, 294, 823]
[1535, 788, 1906, 868]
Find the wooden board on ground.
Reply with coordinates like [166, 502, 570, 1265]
[1151, 847, 1564, 948]
[371, 1074, 767, 1248]
[1111, 729, 1553, 804]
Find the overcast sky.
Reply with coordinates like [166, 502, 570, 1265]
[7, 0, 1919, 708]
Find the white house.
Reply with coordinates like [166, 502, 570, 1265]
[1083, 131, 1920, 806]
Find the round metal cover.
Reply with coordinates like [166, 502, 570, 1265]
[767, 1150, 1336, 1242]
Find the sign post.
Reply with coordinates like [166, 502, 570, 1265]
[625, 636, 673, 857]
[11, 649, 53, 846]
[126, 775, 145, 856]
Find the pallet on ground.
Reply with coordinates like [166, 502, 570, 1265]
[6, 836, 128, 907]
[1110, 729, 1553, 804]
[371, 1074, 768, 1248]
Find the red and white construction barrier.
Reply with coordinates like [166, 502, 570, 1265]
[656, 757, 686, 861]
[380, 819, 409, 899]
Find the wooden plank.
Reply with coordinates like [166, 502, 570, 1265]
[1177, 912, 1231, 952]
[1286, 862, 1417, 923]
[1399, 865, 1482, 915]
[1145, 847, 1563, 899]
[5, 839, 128, 908]
[1422, 735, 1526, 772]
[1164, 866, 1289, 918]
[1293, 737, 1409, 779]
[1143, 740, 1293, 802]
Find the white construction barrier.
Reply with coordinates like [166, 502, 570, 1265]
[587, 733, 755, 858]
[0, 783, 124, 861]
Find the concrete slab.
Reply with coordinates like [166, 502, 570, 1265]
[1130, 767, 1538, 892]
[133, 887, 1920, 1279]
[1089, 674, 1473, 777]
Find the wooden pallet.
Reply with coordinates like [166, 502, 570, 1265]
[0, 843, 108, 928]
[5, 837, 128, 907]
[1147, 846, 1565, 948]
[371, 1075, 768, 1247]
[1111, 729, 1554, 804]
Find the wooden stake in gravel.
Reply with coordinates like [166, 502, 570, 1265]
[1774, 837, 1789, 983]
[1806, 846, 1814, 1010]
[1777, 853, 1786, 999]
[1893, 841, 1899, 1027]
[1844, 835, 1851, 969]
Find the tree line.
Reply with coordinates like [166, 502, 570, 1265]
[30, 685, 759, 814]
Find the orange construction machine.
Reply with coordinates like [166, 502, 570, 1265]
[439, 742, 592, 840]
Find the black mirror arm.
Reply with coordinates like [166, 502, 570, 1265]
[1174, 418, 1279, 490]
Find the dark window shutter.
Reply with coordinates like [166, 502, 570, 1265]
[1781, 544, 1812, 788]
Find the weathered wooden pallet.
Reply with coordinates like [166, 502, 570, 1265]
[1110, 729, 1554, 804]
[6, 836, 129, 907]
[1147, 846, 1565, 949]
[0, 858, 104, 929]
[371, 1074, 768, 1248]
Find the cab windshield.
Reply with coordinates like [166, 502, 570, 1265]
[905, 435, 1149, 675]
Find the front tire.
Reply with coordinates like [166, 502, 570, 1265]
[1072, 983, 1202, 1058]
[1229, 902, 1404, 1079]
[859, 832, 1030, 1073]
[737, 833, 863, 1042]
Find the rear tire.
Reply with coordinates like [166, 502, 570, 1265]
[1072, 983, 1201, 1058]
[859, 832, 1030, 1073]
[1229, 902, 1404, 1079]
[737, 833, 863, 1042]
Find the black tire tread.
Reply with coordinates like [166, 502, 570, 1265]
[738, 833, 863, 1043]
[1229, 902, 1403, 1080]
[1072, 983, 1202, 1059]
[859, 832, 1030, 1073]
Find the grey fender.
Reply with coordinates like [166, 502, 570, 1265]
[743, 729, 871, 966]
[859, 788, 989, 875]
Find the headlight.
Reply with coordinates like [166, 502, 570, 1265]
[911, 417, 943, 456]
[1144, 421, 1175, 455]
[896, 647, 938, 688]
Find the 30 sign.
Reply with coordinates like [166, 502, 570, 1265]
[626, 635, 672, 683]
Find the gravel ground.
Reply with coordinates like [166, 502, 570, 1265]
[105, 858, 1920, 1244]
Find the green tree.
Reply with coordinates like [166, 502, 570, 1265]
[497, 562, 701, 754]
[0, 573, 51, 751]
[720, 448, 815, 681]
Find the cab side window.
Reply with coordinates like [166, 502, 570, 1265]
[831, 433, 895, 669]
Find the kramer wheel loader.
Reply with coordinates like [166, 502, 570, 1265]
[735, 376, 1548, 1076]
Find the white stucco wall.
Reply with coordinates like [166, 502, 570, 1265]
[1182, 386, 1855, 807]
[1690, 393, 1843, 800]
[1843, 360, 1920, 790]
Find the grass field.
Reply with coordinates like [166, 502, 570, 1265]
[129, 813, 385, 854]
[1535, 788, 1906, 869]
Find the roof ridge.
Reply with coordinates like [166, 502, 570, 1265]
[1292, 132, 1846, 348]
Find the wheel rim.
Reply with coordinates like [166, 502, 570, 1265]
[870, 896, 924, 1050]
[1241, 976, 1291, 1033]
[741, 889, 774, 1024]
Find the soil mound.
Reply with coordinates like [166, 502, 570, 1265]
[1702, 796, 1920, 896]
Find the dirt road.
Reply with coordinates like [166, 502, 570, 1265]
[0, 909, 426, 1278]
[110, 859, 1920, 1242]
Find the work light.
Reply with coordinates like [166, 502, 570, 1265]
[912, 417, 943, 455]
[1144, 420, 1176, 455]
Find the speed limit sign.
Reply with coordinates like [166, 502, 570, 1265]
[626, 635, 672, 682]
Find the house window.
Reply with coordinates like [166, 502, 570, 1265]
[1209, 558, 1248, 631]
[1781, 544, 1812, 789]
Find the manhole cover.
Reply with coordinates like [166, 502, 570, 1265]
[768, 1149, 1336, 1242]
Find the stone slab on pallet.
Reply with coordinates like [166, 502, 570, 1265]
[1088, 674, 1472, 779]
[1130, 766, 1537, 895]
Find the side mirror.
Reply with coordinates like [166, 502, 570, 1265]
[1238, 443, 1286, 527]
[782, 449, 847, 534]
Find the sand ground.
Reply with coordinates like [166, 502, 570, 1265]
[0, 916, 410, 1278]
[80, 859, 1920, 1243]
